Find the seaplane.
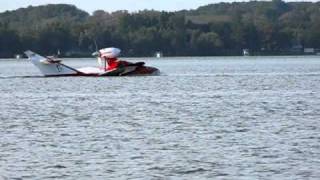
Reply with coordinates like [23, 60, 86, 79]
[24, 47, 160, 77]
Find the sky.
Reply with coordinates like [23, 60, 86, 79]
[0, 0, 244, 13]
[1, 0, 315, 14]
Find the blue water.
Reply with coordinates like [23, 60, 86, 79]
[0, 56, 320, 179]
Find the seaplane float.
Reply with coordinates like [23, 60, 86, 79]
[24, 47, 160, 77]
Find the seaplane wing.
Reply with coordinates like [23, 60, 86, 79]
[98, 66, 138, 76]
[24, 50, 86, 77]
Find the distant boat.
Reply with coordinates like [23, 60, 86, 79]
[243, 49, 250, 56]
[15, 54, 23, 59]
[155, 51, 163, 58]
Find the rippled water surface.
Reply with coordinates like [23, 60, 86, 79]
[0, 56, 320, 179]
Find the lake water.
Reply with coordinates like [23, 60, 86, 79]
[0, 56, 320, 179]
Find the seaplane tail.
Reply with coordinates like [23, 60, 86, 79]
[24, 50, 82, 77]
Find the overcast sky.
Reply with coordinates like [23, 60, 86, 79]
[1, 0, 315, 14]
[0, 0, 249, 13]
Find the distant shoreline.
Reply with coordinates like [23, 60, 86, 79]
[1, 54, 319, 60]
[1, 2, 320, 58]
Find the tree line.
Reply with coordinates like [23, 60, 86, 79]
[0, 0, 320, 58]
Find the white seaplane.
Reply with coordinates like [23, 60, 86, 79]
[24, 47, 160, 77]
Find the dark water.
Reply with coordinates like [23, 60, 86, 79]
[0, 56, 320, 179]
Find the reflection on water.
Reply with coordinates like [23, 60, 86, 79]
[0, 57, 320, 179]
